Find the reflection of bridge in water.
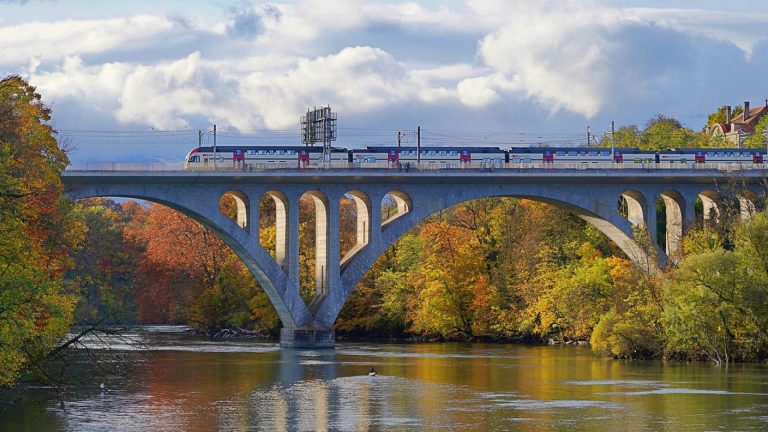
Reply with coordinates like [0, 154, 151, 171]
[62, 163, 768, 347]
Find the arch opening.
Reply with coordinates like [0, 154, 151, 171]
[219, 190, 249, 231]
[300, 191, 330, 306]
[263, 191, 288, 270]
[658, 190, 684, 257]
[617, 190, 646, 227]
[69, 195, 286, 331]
[381, 190, 412, 229]
[696, 190, 720, 225]
[738, 190, 758, 221]
[335, 195, 658, 338]
[340, 190, 371, 267]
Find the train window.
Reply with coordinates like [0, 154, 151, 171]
[588, 151, 597, 156]
[600, 151, 609, 156]
[567, 151, 577, 156]
[450, 151, 458, 156]
[556, 151, 565, 156]
[190, 156, 200, 162]
[579, 152, 586, 156]
[276, 150, 284, 155]
[247, 150, 256, 155]
[743, 152, 751, 157]
[268, 150, 275, 155]
[717, 152, 725, 157]
[368, 157, 376, 163]
[726, 152, 732, 157]
[439, 151, 447, 156]
[259, 150, 266, 155]
[706, 152, 714, 157]
[287, 150, 295, 155]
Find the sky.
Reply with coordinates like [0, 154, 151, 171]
[1, 0, 767, 161]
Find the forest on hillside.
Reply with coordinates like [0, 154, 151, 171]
[3, 75, 768, 388]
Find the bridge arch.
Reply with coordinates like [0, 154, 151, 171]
[658, 190, 685, 256]
[381, 190, 412, 229]
[302, 190, 332, 307]
[321, 188, 661, 328]
[219, 190, 250, 230]
[65, 187, 313, 330]
[340, 190, 371, 268]
[618, 189, 648, 227]
[697, 189, 720, 224]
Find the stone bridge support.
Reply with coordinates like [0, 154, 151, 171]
[63, 172, 765, 348]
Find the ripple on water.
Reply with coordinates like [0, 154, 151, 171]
[336, 345, 520, 360]
[495, 399, 624, 410]
[564, 380, 666, 387]
[597, 388, 768, 396]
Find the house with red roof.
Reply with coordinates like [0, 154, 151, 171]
[710, 100, 768, 146]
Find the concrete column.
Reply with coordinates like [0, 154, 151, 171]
[286, 195, 300, 288]
[369, 194, 382, 247]
[644, 195, 657, 247]
[249, 190, 260, 236]
[325, 198, 341, 309]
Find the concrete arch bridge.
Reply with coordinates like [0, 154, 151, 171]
[62, 167, 766, 347]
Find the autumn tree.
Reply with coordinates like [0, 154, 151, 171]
[0, 76, 82, 386]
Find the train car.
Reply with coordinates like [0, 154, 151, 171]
[184, 145, 349, 169]
[507, 147, 657, 164]
[353, 146, 506, 167]
[668, 148, 764, 164]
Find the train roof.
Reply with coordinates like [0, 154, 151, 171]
[193, 145, 348, 153]
[507, 147, 650, 154]
[360, 146, 504, 153]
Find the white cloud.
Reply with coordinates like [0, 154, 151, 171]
[470, 0, 768, 118]
[32, 47, 446, 131]
[2, 0, 768, 161]
[628, 7, 768, 56]
[0, 15, 215, 67]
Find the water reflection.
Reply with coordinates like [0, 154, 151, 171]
[2, 339, 768, 431]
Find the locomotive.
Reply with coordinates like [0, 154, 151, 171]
[183, 145, 765, 168]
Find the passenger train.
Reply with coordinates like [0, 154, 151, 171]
[183, 145, 765, 168]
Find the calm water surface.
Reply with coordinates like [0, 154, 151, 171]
[2, 329, 768, 431]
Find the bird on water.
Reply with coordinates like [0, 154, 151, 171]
[368, 367, 377, 376]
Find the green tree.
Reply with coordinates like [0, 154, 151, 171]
[743, 113, 768, 148]
[706, 105, 743, 127]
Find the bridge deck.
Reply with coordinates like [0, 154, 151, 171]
[63, 165, 768, 185]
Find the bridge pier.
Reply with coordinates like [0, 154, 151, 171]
[280, 327, 336, 348]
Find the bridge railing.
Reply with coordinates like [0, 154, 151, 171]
[64, 161, 768, 172]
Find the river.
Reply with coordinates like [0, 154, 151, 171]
[2, 327, 767, 431]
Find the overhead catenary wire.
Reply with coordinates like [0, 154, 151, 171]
[56, 126, 717, 152]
